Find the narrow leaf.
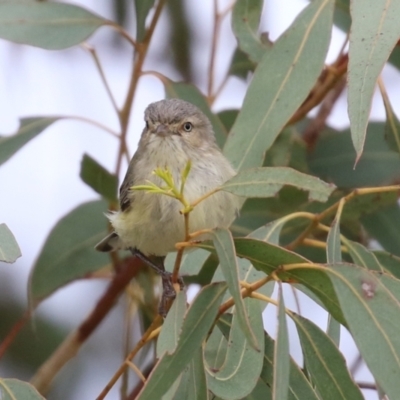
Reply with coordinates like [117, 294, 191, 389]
[80, 153, 118, 203]
[212, 228, 259, 350]
[0, 117, 58, 166]
[0, 378, 45, 400]
[221, 167, 335, 202]
[29, 200, 109, 305]
[361, 203, 400, 256]
[293, 314, 363, 400]
[224, 0, 333, 171]
[206, 299, 264, 400]
[342, 239, 384, 272]
[231, 0, 266, 62]
[380, 80, 400, 153]
[293, 263, 400, 398]
[157, 291, 187, 357]
[137, 282, 227, 400]
[272, 286, 290, 400]
[0, 223, 21, 263]
[0, 3, 107, 49]
[261, 331, 320, 400]
[134, 0, 155, 42]
[348, 0, 400, 160]
[374, 250, 400, 280]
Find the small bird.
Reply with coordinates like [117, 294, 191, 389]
[95, 99, 240, 312]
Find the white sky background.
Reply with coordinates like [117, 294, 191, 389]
[0, 0, 396, 398]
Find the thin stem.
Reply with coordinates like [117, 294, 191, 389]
[109, 23, 138, 50]
[126, 361, 146, 383]
[115, 0, 167, 177]
[67, 115, 120, 138]
[82, 44, 120, 116]
[97, 315, 163, 400]
[208, 0, 219, 100]
[190, 188, 220, 208]
[0, 310, 30, 360]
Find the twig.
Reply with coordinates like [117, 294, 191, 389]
[0, 310, 30, 360]
[66, 115, 120, 138]
[30, 257, 145, 395]
[208, 0, 219, 100]
[357, 381, 377, 391]
[82, 44, 120, 117]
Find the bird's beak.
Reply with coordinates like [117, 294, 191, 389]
[155, 124, 170, 137]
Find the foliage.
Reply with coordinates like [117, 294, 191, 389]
[1, 0, 400, 399]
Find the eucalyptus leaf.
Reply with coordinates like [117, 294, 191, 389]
[293, 314, 363, 400]
[231, 0, 266, 62]
[206, 299, 264, 400]
[211, 228, 259, 350]
[80, 154, 118, 203]
[0, 223, 21, 263]
[348, 0, 400, 160]
[134, 0, 155, 42]
[272, 286, 290, 400]
[221, 167, 335, 202]
[28, 200, 109, 305]
[0, 3, 107, 49]
[0, 117, 59, 166]
[224, 0, 333, 171]
[0, 378, 45, 400]
[137, 282, 227, 400]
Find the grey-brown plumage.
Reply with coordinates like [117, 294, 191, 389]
[95, 98, 240, 256]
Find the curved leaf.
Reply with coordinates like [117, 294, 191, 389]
[0, 378, 45, 400]
[272, 286, 289, 400]
[212, 228, 259, 350]
[206, 299, 264, 400]
[29, 200, 109, 305]
[134, 0, 155, 42]
[293, 314, 363, 400]
[80, 154, 118, 203]
[221, 167, 335, 202]
[224, 0, 334, 171]
[0, 117, 59, 167]
[231, 0, 266, 62]
[0, 223, 21, 263]
[137, 282, 227, 400]
[348, 0, 400, 160]
[0, 3, 107, 49]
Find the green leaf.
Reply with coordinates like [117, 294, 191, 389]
[0, 223, 21, 263]
[374, 251, 400, 280]
[134, 0, 155, 42]
[224, 0, 334, 171]
[0, 117, 58, 166]
[165, 248, 211, 276]
[171, 347, 209, 400]
[0, 3, 107, 49]
[157, 291, 186, 357]
[231, 0, 266, 62]
[361, 203, 400, 256]
[333, 0, 351, 32]
[324, 265, 400, 399]
[221, 167, 335, 202]
[211, 228, 259, 350]
[272, 286, 290, 400]
[308, 123, 400, 188]
[29, 200, 109, 305]
[0, 378, 45, 400]
[342, 239, 384, 272]
[261, 331, 319, 400]
[228, 47, 257, 79]
[292, 314, 364, 400]
[80, 153, 118, 203]
[164, 81, 227, 148]
[206, 299, 264, 399]
[137, 282, 227, 400]
[348, 0, 400, 160]
[217, 109, 238, 132]
[381, 85, 400, 153]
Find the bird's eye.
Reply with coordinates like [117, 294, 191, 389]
[183, 122, 193, 132]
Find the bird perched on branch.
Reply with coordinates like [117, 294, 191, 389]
[95, 98, 240, 313]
